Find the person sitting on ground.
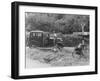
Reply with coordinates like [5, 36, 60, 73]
[74, 43, 84, 56]
[56, 38, 64, 51]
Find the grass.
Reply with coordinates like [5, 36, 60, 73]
[26, 46, 89, 67]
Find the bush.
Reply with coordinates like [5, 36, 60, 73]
[62, 35, 82, 47]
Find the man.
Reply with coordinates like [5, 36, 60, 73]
[56, 38, 64, 51]
[52, 31, 57, 46]
[52, 31, 64, 52]
[74, 43, 84, 58]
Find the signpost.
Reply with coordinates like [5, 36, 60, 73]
[81, 23, 85, 45]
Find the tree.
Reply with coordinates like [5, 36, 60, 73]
[25, 13, 89, 33]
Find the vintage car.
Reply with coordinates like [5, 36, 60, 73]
[28, 30, 50, 47]
[27, 30, 63, 48]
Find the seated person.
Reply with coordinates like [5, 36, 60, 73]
[75, 43, 84, 55]
[56, 38, 64, 50]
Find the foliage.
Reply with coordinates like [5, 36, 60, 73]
[25, 12, 89, 34]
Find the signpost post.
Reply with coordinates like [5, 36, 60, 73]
[81, 23, 85, 45]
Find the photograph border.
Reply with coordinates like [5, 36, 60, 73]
[11, 1, 98, 79]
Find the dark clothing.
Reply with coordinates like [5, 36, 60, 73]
[75, 45, 83, 55]
[57, 42, 64, 48]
